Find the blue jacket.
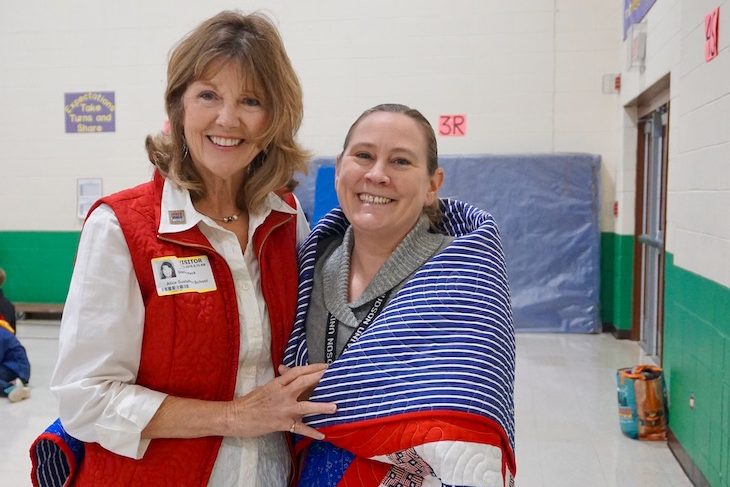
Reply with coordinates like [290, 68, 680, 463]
[0, 328, 30, 382]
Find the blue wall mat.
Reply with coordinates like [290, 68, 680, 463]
[294, 158, 332, 222]
[295, 153, 601, 334]
[312, 165, 339, 223]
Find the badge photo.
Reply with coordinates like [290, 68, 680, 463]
[151, 255, 217, 296]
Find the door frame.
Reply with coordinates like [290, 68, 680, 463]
[632, 101, 670, 362]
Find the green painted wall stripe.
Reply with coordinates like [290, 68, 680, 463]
[600, 232, 634, 331]
[0, 231, 79, 303]
[2, 230, 638, 323]
[663, 252, 730, 486]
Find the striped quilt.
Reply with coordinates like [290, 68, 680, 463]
[284, 199, 516, 487]
[30, 418, 84, 487]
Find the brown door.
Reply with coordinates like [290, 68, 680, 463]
[633, 103, 669, 361]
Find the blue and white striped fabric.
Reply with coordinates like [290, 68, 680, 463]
[30, 418, 84, 487]
[284, 198, 516, 454]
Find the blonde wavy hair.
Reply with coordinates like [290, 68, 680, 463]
[145, 10, 309, 211]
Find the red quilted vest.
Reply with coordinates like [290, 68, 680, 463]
[73, 173, 299, 486]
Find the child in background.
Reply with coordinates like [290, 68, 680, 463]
[0, 267, 17, 333]
[0, 320, 31, 402]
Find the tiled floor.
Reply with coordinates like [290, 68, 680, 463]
[514, 333, 692, 487]
[2, 321, 63, 487]
[1, 322, 693, 486]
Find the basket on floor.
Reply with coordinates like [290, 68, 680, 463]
[616, 365, 668, 440]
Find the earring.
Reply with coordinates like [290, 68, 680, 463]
[181, 142, 189, 160]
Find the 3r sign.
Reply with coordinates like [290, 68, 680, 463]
[438, 114, 467, 137]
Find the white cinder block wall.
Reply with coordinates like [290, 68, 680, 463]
[0, 0, 622, 233]
[619, 0, 730, 288]
[670, 0, 730, 287]
[617, 0, 682, 236]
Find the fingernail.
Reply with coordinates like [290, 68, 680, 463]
[316, 433, 325, 440]
[330, 404, 338, 413]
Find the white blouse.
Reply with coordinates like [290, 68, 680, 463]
[51, 178, 310, 487]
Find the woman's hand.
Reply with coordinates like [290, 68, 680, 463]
[226, 363, 336, 440]
[277, 364, 318, 401]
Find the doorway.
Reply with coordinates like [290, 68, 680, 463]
[633, 102, 669, 360]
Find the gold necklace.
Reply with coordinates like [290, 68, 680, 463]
[203, 211, 243, 223]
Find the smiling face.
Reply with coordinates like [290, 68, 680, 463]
[336, 111, 444, 247]
[182, 60, 268, 186]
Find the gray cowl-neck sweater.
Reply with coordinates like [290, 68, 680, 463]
[305, 215, 452, 363]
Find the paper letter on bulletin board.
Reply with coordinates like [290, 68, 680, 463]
[705, 8, 720, 62]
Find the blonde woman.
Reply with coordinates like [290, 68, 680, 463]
[35, 11, 335, 487]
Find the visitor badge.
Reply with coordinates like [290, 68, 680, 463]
[151, 255, 217, 296]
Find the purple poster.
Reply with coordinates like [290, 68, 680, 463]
[624, 0, 658, 40]
[64, 91, 115, 133]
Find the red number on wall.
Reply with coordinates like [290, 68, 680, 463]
[705, 7, 720, 62]
[438, 115, 467, 137]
